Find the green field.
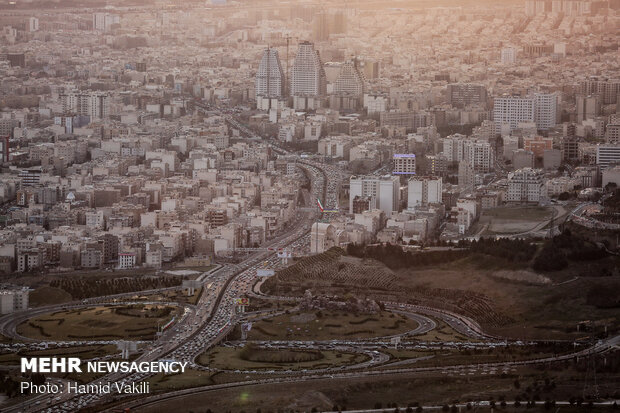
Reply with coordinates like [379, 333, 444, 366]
[17, 304, 178, 341]
[198, 345, 368, 371]
[242, 310, 418, 341]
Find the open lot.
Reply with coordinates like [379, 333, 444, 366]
[16, 304, 178, 341]
[476, 206, 555, 235]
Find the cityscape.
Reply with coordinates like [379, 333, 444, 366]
[0, 0, 619, 412]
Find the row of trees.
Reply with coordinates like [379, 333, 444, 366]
[458, 238, 537, 262]
[347, 230, 611, 273]
[50, 276, 182, 299]
[346, 243, 468, 270]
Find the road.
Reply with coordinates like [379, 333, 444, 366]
[3, 122, 336, 412]
[4, 112, 616, 412]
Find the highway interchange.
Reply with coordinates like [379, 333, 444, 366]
[1, 115, 618, 412]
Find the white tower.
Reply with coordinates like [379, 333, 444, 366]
[256, 48, 285, 98]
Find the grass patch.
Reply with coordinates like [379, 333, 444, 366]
[16, 304, 178, 341]
[245, 310, 418, 340]
[198, 345, 368, 371]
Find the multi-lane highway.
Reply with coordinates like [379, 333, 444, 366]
[3, 115, 617, 413]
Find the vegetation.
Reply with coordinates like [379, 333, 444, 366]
[347, 243, 469, 269]
[198, 345, 368, 372]
[49, 276, 182, 299]
[533, 230, 609, 272]
[239, 310, 418, 341]
[239, 343, 323, 363]
[17, 305, 176, 341]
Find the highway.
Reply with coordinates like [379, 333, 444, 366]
[3, 113, 617, 412]
[2, 120, 335, 412]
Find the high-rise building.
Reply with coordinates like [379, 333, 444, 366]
[393, 154, 416, 175]
[596, 144, 620, 167]
[447, 84, 488, 109]
[93, 13, 120, 32]
[442, 134, 468, 163]
[425, 154, 447, 177]
[458, 161, 475, 193]
[533, 93, 558, 130]
[493, 96, 535, 132]
[494, 93, 557, 132]
[463, 139, 495, 172]
[606, 124, 620, 145]
[60, 92, 109, 120]
[576, 95, 601, 123]
[333, 60, 366, 98]
[349, 175, 400, 215]
[407, 176, 442, 210]
[580, 77, 620, 105]
[563, 136, 579, 161]
[506, 168, 545, 203]
[291, 41, 326, 98]
[255, 48, 285, 99]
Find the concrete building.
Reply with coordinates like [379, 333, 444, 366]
[506, 168, 545, 203]
[349, 175, 400, 215]
[393, 154, 416, 175]
[596, 144, 620, 168]
[0, 287, 29, 314]
[524, 135, 553, 158]
[291, 41, 326, 99]
[464, 139, 494, 172]
[512, 149, 535, 169]
[543, 149, 562, 170]
[458, 161, 475, 193]
[493, 94, 557, 132]
[118, 253, 136, 269]
[447, 84, 487, 109]
[533, 93, 558, 131]
[407, 176, 442, 210]
[255, 48, 285, 101]
[576, 95, 601, 123]
[333, 60, 365, 98]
